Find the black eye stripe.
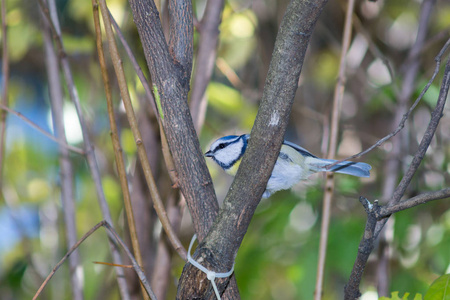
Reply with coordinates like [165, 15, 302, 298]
[214, 143, 231, 152]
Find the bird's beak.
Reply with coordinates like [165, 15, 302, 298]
[205, 150, 213, 157]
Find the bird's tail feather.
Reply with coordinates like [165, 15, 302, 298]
[309, 158, 371, 178]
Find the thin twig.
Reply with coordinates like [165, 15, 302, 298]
[33, 221, 157, 300]
[33, 222, 104, 300]
[91, 2, 149, 299]
[376, 1, 437, 295]
[102, 221, 157, 300]
[377, 188, 450, 219]
[108, 9, 179, 187]
[0, 103, 85, 155]
[108, 10, 158, 117]
[343, 198, 380, 300]
[97, 0, 187, 261]
[0, 0, 9, 198]
[189, 0, 225, 134]
[326, 37, 450, 170]
[344, 55, 450, 299]
[37, 1, 131, 298]
[387, 56, 450, 213]
[315, 0, 355, 299]
[41, 6, 83, 300]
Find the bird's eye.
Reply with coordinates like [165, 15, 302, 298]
[218, 143, 225, 149]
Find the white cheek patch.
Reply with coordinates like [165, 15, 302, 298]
[215, 139, 244, 166]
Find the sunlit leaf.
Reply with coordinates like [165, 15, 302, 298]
[424, 274, 450, 300]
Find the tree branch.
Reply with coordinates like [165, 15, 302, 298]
[325, 36, 450, 170]
[177, 0, 329, 298]
[128, 0, 220, 243]
[344, 54, 450, 299]
[33, 221, 157, 300]
[37, 1, 131, 297]
[316, 0, 356, 298]
[344, 197, 380, 300]
[189, 0, 225, 133]
[97, 0, 187, 261]
[377, 188, 450, 219]
[41, 5, 83, 299]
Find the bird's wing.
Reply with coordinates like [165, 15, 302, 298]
[282, 140, 318, 158]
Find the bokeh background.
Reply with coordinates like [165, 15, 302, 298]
[0, 0, 449, 299]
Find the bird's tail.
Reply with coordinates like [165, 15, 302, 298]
[308, 158, 371, 178]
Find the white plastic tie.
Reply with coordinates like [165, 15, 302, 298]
[187, 234, 235, 300]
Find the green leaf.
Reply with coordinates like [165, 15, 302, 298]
[153, 84, 164, 120]
[424, 274, 450, 300]
[380, 291, 423, 300]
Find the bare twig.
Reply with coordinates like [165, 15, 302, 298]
[344, 198, 380, 300]
[33, 221, 157, 300]
[0, 104, 84, 155]
[315, 0, 355, 298]
[326, 37, 450, 170]
[91, 2, 149, 299]
[344, 56, 450, 299]
[215, 57, 244, 89]
[37, 1, 131, 297]
[0, 0, 9, 197]
[97, 0, 187, 261]
[102, 221, 157, 300]
[33, 222, 104, 300]
[377, 188, 450, 219]
[108, 9, 158, 117]
[108, 9, 180, 187]
[385, 56, 450, 215]
[376, 1, 437, 295]
[189, 0, 225, 134]
[41, 6, 83, 300]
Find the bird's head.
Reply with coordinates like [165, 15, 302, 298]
[205, 134, 249, 170]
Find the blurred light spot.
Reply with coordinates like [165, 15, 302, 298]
[207, 82, 243, 113]
[383, 141, 393, 152]
[7, 9, 22, 26]
[121, 128, 137, 155]
[289, 201, 317, 232]
[368, 58, 392, 86]
[360, 0, 383, 19]
[338, 130, 362, 157]
[386, 13, 418, 50]
[404, 224, 421, 251]
[63, 102, 83, 145]
[361, 290, 378, 300]
[313, 52, 339, 87]
[229, 14, 255, 38]
[27, 178, 50, 202]
[424, 171, 444, 188]
[102, 176, 120, 206]
[270, 278, 296, 300]
[444, 210, 450, 228]
[341, 93, 358, 119]
[40, 221, 58, 250]
[426, 224, 444, 246]
[347, 34, 368, 70]
[76, 265, 85, 288]
[414, 107, 431, 143]
[399, 249, 420, 268]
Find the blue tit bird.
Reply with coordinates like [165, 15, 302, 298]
[205, 134, 371, 198]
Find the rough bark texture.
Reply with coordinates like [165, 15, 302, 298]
[128, 0, 219, 241]
[177, 0, 329, 298]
